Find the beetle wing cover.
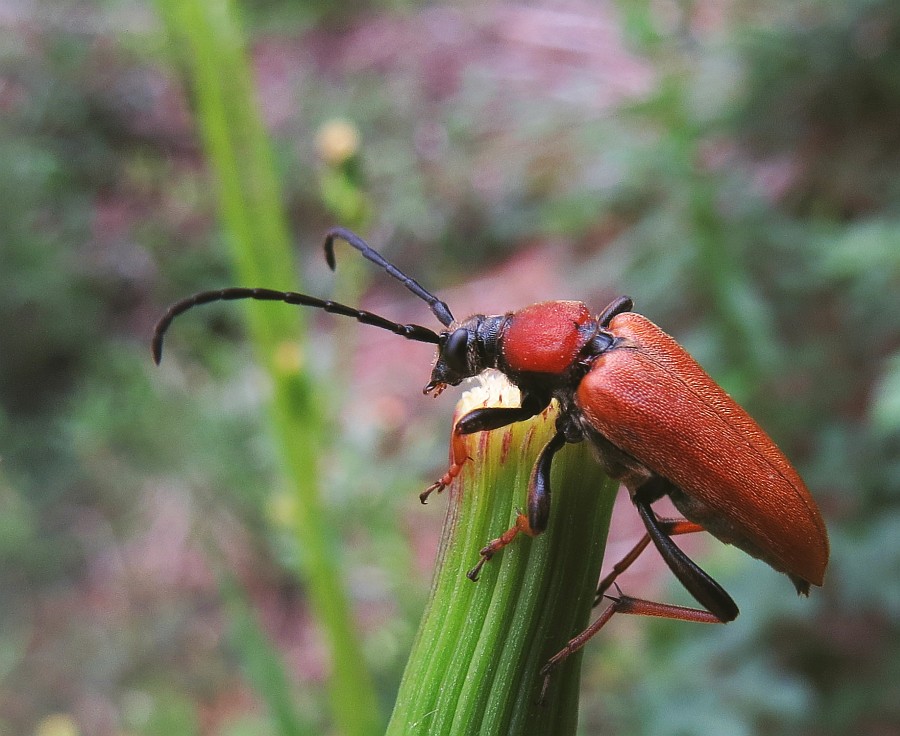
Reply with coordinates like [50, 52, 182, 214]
[577, 313, 828, 587]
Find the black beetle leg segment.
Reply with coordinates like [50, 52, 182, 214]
[593, 518, 705, 606]
[634, 496, 739, 623]
[540, 476, 739, 700]
[456, 403, 545, 434]
[596, 295, 634, 327]
[456, 390, 549, 434]
[527, 430, 567, 534]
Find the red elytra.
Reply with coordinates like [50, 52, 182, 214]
[152, 228, 829, 697]
[576, 312, 828, 589]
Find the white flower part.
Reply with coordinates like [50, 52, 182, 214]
[457, 369, 522, 415]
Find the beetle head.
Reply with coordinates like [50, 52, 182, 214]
[424, 316, 492, 396]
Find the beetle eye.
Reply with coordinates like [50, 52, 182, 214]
[444, 328, 470, 372]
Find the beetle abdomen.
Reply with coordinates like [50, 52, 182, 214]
[576, 313, 828, 588]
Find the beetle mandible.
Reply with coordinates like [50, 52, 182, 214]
[152, 228, 829, 687]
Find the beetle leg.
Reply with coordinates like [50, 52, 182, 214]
[539, 586, 721, 702]
[527, 430, 567, 534]
[541, 481, 739, 699]
[466, 512, 533, 581]
[420, 394, 548, 503]
[456, 405, 544, 433]
[593, 518, 705, 605]
[419, 423, 471, 503]
[466, 430, 567, 580]
[634, 496, 739, 623]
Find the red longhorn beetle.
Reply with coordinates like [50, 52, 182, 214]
[153, 228, 829, 694]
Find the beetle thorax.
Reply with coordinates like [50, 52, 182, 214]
[500, 301, 596, 376]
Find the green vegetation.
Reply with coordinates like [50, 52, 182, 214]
[387, 386, 617, 735]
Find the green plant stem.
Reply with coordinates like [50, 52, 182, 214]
[220, 572, 315, 735]
[387, 380, 618, 735]
[153, 1, 381, 733]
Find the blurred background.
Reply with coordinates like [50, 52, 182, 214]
[1, 0, 898, 734]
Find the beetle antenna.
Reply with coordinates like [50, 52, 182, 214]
[324, 227, 455, 327]
[151, 286, 441, 364]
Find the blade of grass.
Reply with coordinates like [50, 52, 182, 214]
[153, 1, 381, 733]
[220, 572, 316, 736]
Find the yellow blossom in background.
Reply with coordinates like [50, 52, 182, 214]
[316, 118, 361, 167]
[267, 488, 298, 528]
[35, 714, 79, 736]
[273, 340, 304, 375]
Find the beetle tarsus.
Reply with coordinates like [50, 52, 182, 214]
[467, 513, 534, 581]
[538, 593, 620, 703]
[466, 553, 490, 581]
[540, 586, 725, 701]
[419, 481, 444, 504]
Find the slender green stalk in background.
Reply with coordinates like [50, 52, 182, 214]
[220, 572, 315, 735]
[388, 376, 618, 735]
[152, 1, 381, 733]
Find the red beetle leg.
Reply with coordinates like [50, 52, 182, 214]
[540, 589, 722, 701]
[467, 431, 567, 581]
[421, 398, 548, 504]
[466, 512, 535, 581]
[594, 518, 705, 605]
[420, 424, 470, 503]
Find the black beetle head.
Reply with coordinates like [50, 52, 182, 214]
[424, 316, 492, 396]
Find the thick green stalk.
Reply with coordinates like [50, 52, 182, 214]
[388, 375, 618, 735]
[153, 1, 380, 733]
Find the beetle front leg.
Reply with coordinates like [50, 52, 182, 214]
[467, 430, 567, 580]
[419, 422, 471, 503]
[420, 394, 548, 503]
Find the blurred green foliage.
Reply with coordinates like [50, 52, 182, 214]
[0, 0, 897, 734]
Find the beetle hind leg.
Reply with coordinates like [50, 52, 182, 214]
[632, 483, 739, 623]
[594, 517, 705, 605]
[540, 586, 723, 702]
[541, 478, 739, 699]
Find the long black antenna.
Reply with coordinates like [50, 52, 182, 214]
[151, 287, 441, 365]
[324, 227, 455, 327]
